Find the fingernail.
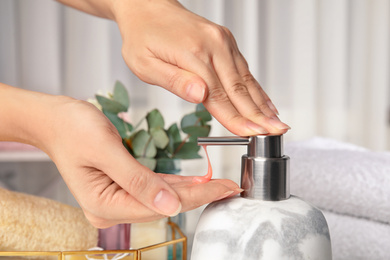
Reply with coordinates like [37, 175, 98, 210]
[247, 121, 269, 135]
[186, 83, 206, 103]
[215, 191, 234, 201]
[235, 188, 244, 193]
[267, 100, 279, 115]
[268, 116, 291, 130]
[153, 190, 182, 217]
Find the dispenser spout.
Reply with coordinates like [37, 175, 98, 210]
[197, 135, 290, 201]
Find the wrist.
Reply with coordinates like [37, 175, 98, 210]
[112, 0, 183, 27]
[56, 0, 116, 20]
[0, 83, 70, 154]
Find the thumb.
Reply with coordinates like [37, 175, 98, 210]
[135, 58, 208, 104]
[98, 145, 182, 217]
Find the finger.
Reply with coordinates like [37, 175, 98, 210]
[234, 58, 276, 118]
[136, 50, 270, 136]
[212, 49, 290, 134]
[95, 141, 182, 217]
[136, 57, 208, 104]
[81, 176, 164, 228]
[158, 173, 239, 191]
[87, 173, 240, 228]
[233, 54, 289, 132]
[222, 28, 280, 116]
[258, 87, 280, 115]
[159, 174, 242, 212]
[234, 52, 280, 116]
[174, 53, 271, 136]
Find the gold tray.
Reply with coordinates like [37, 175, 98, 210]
[0, 221, 187, 260]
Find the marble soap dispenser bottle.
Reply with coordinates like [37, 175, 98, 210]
[191, 135, 332, 260]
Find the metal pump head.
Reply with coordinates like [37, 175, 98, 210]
[197, 135, 290, 201]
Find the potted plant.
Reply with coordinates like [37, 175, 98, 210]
[92, 81, 212, 173]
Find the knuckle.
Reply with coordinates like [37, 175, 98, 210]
[252, 108, 266, 118]
[82, 206, 113, 229]
[127, 172, 149, 195]
[132, 61, 149, 82]
[242, 72, 256, 85]
[259, 102, 271, 112]
[86, 214, 111, 229]
[208, 88, 230, 103]
[221, 26, 233, 38]
[229, 82, 249, 96]
[204, 24, 228, 44]
[189, 44, 209, 61]
[166, 70, 184, 92]
[239, 54, 249, 67]
[122, 49, 149, 81]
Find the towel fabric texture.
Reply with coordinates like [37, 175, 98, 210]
[0, 187, 98, 252]
[286, 137, 390, 260]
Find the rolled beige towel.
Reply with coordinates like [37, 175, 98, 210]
[0, 187, 98, 251]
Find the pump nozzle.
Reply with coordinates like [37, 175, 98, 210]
[197, 135, 290, 201]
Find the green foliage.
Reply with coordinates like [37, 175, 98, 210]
[103, 111, 133, 138]
[113, 81, 129, 108]
[96, 95, 127, 114]
[93, 81, 212, 173]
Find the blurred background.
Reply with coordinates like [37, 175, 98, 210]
[0, 0, 389, 255]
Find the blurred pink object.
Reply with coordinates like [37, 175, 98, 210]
[98, 224, 131, 250]
[117, 112, 131, 123]
[0, 142, 40, 151]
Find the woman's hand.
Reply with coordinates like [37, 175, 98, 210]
[43, 97, 240, 227]
[113, 0, 290, 136]
[0, 84, 240, 228]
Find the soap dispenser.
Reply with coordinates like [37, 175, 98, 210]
[191, 135, 332, 260]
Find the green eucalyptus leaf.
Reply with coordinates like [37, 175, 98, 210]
[125, 122, 133, 132]
[96, 95, 127, 114]
[167, 123, 181, 143]
[103, 111, 132, 138]
[167, 123, 181, 154]
[146, 109, 165, 129]
[195, 111, 212, 122]
[155, 158, 181, 174]
[150, 127, 169, 149]
[132, 130, 157, 158]
[113, 81, 129, 109]
[195, 103, 212, 122]
[136, 157, 157, 171]
[196, 103, 206, 111]
[173, 142, 201, 159]
[181, 112, 201, 129]
[181, 125, 211, 138]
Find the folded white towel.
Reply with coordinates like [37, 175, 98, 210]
[285, 137, 390, 224]
[324, 210, 390, 260]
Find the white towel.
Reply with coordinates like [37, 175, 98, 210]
[323, 210, 390, 260]
[285, 137, 390, 225]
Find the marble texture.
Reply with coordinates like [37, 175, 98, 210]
[191, 196, 332, 260]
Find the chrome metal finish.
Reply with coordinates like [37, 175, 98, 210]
[241, 155, 290, 200]
[248, 135, 283, 158]
[197, 136, 250, 146]
[197, 135, 290, 201]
